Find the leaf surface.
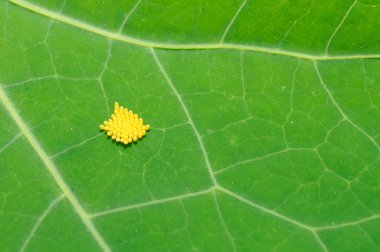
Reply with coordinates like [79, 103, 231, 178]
[1, 0, 380, 251]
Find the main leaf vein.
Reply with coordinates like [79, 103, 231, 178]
[0, 86, 111, 252]
[7, 0, 380, 61]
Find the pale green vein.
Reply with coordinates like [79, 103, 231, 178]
[5, 75, 98, 89]
[212, 191, 237, 252]
[117, 0, 142, 34]
[20, 194, 65, 252]
[217, 186, 313, 231]
[311, 231, 329, 252]
[218, 187, 330, 252]
[215, 148, 289, 175]
[315, 214, 380, 231]
[0, 86, 111, 252]
[150, 48, 219, 186]
[98, 39, 112, 115]
[7, 0, 380, 61]
[89, 188, 213, 218]
[220, 0, 247, 43]
[49, 133, 103, 159]
[360, 226, 380, 249]
[325, 0, 358, 54]
[0, 133, 21, 155]
[314, 61, 380, 153]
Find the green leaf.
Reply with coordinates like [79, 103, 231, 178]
[1, 0, 380, 251]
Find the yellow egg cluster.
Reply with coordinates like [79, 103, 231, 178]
[99, 102, 150, 145]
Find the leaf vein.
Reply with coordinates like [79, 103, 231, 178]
[314, 61, 380, 153]
[20, 194, 65, 252]
[325, 0, 357, 54]
[218, 187, 313, 230]
[212, 191, 237, 252]
[7, 0, 380, 61]
[0, 86, 111, 252]
[220, 0, 247, 43]
[150, 48, 219, 186]
[89, 188, 213, 218]
[0, 133, 21, 155]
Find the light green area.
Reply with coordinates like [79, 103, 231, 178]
[1, 0, 380, 251]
